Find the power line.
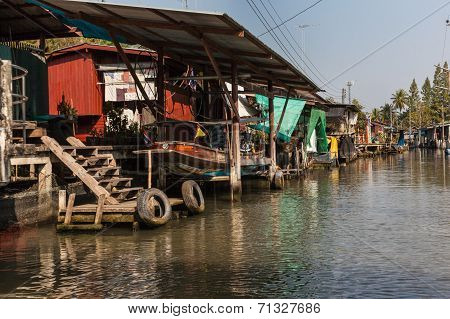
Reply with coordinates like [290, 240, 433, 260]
[321, 1, 450, 89]
[264, 0, 341, 94]
[258, 0, 324, 37]
[246, 0, 307, 75]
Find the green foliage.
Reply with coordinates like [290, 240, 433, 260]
[387, 61, 449, 128]
[57, 94, 78, 119]
[103, 102, 139, 138]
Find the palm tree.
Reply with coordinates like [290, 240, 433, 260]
[371, 108, 380, 121]
[391, 89, 408, 114]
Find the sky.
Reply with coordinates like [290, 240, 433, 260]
[100, 0, 449, 109]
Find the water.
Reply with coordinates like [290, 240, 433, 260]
[1, 150, 449, 298]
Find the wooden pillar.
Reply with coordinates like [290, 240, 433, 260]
[157, 47, 165, 122]
[268, 79, 276, 179]
[231, 63, 242, 199]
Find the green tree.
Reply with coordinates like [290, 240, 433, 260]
[391, 89, 408, 128]
[431, 64, 443, 123]
[371, 107, 380, 121]
[408, 79, 420, 130]
[380, 103, 392, 123]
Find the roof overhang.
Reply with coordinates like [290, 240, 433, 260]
[0, 0, 78, 41]
[29, 0, 321, 94]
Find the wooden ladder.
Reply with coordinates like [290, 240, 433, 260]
[42, 136, 143, 207]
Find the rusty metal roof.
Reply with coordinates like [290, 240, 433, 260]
[0, 0, 77, 40]
[30, 0, 321, 94]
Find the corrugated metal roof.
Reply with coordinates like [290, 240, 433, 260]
[30, 0, 321, 93]
[0, 0, 76, 40]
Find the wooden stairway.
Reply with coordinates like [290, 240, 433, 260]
[41, 136, 142, 205]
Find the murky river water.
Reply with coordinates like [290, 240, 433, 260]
[1, 150, 449, 298]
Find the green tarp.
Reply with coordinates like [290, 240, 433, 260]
[306, 108, 328, 153]
[253, 94, 306, 142]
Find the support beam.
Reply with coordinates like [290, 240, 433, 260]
[202, 39, 239, 119]
[109, 33, 161, 113]
[231, 62, 242, 200]
[274, 87, 292, 139]
[157, 47, 165, 120]
[268, 79, 276, 175]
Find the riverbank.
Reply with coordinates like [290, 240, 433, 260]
[1, 150, 449, 298]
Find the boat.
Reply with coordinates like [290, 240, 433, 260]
[145, 121, 270, 179]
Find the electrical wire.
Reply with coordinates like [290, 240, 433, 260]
[258, 0, 324, 37]
[260, 0, 341, 95]
[264, 0, 341, 94]
[320, 1, 450, 89]
[246, 0, 308, 75]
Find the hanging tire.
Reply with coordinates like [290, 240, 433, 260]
[137, 188, 172, 226]
[273, 170, 285, 189]
[181, 180, 205, 214]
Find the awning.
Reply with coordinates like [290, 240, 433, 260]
[252, 94, 306, 142]
[0, 0, 77, 40]
[27, 0, 320, 93]
[306, 108, 328, 153]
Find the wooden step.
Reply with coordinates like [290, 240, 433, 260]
[110, 187, 142, 201]
[86, 166, 121, 177]
[98, 177, 132, 191]
[62, 146, 99, 157]
[41, 136, 118, 205]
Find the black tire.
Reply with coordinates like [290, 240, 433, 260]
[181, 180, 205, 214]
[137, 188, 172, 226]
[273, 170, 284, 189]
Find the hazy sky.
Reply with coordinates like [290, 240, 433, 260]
[102, 0, 449, 109]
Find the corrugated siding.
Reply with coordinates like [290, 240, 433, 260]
[48, 52, 103, 116]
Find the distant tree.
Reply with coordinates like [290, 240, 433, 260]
[371, 108, 380, 121]
[391, 89, 408, 128]
[407, 79, 420, 130]
[380, 103, 392, 123]
[431, 64, 443, 123]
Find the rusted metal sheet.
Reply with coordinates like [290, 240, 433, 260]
[48, 51, 103, 116]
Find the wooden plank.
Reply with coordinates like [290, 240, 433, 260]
[64, 193, 76, 225]
[10, 156, 50, 165]
[57, 224, 104, 231]
[147, 150, 152, 189]
[41, 136, 119, 205]
[58, 215, 134, 224]
[202, 39, 239, 119]
[66, 136, 86, 147]
[94, 194, 106, 225]
[28, 127, 46, 138]
[58, 190, 66, 213]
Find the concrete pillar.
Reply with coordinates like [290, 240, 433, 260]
[0, 60, 12, 187]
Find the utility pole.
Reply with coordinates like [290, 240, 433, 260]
[341, 88, 347, 104]
[347, 81, 354, 104]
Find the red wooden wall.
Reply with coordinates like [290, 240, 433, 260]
[48, 52, 103, 116]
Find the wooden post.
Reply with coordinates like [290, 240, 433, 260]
[0, 60, 12, 186]
[110, 33, 160, 113]
[94, 194, 106, 225]
[64, 193, 76, 225]
[231, 62, 242, 199]
[157, 47, 165, 122]
[275, 88, 292, 138]
[58, 190, 67, 213]
[147, 150, 152, 189]
[268, 79, 276, 181]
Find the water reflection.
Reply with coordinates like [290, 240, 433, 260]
[0, 150, 450, 298]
